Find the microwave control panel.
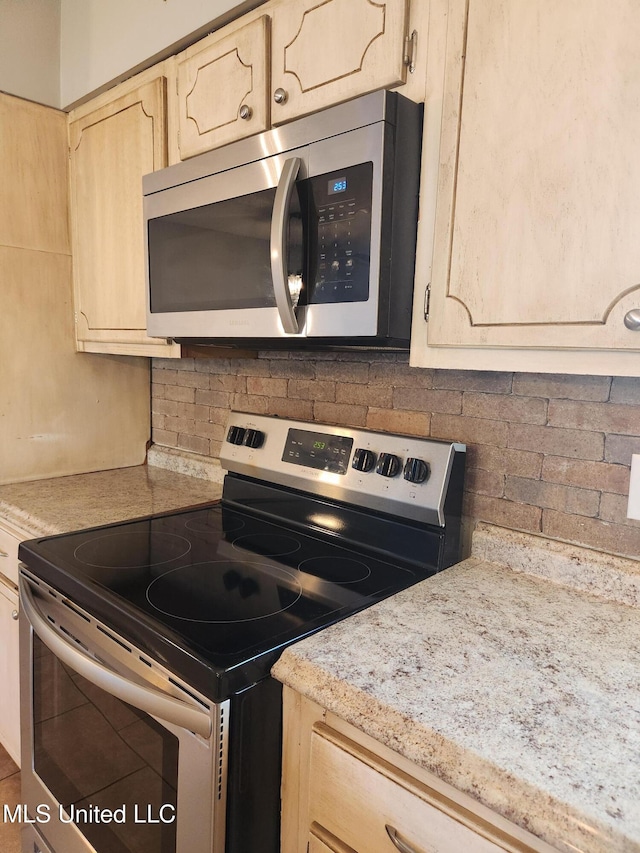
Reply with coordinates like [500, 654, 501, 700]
[308, 162, 373, 305]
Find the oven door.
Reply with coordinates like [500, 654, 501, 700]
[19, 575, 228, 853]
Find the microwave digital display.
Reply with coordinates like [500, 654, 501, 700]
[328, 177, 347, 195]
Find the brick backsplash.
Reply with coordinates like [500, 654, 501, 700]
[151, 353, 640, 560]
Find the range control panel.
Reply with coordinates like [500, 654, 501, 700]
[220, 413, 465, 527]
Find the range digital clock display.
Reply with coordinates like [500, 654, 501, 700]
[282, 429, 353, 474]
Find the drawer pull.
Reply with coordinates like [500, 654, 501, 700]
[0, 550, 8, 558]
[624, 309, 640, 330]
[385, 825, 426, 853]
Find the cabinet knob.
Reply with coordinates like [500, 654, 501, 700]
[624, 309, 640, 331]
[239, 104, 253, 121]
[273, 88, 288, 105]
[11, 609, 18, 621]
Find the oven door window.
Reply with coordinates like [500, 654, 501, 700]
[33, 636, 178, 853]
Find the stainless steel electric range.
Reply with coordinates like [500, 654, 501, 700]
[18, 412, 465, 853]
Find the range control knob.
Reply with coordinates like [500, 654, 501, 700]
[352, 448, 377, 472]
[376, 452, 402, 478]
[404, 457, 430, 484]
[243, 428, 265, 449]
[227, 425, 246, 445]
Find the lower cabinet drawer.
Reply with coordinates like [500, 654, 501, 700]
[310, 829, 355, 853]
[309, 728, 509, 853]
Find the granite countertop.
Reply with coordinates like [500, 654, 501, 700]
[272, 523, 640, 853]
[0, 450, 224, 538]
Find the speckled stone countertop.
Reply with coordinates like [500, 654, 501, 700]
[272, 523, 640, 853]
[0, 457, 223, 538]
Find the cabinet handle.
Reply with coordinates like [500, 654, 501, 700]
[11, 609, 18, 621]
[0, 550, 8, 558]
[273, 87, 288, 105]
[624, 309, 640, 330]
[239, 104, 253, 120]
[385, 825, 427, 853]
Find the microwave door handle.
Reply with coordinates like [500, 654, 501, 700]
[271, 156, 302, 334]
[20, 579, 212, 738]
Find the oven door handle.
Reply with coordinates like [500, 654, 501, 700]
[20, 580, 212, 738]
[271, 156, 302, 334]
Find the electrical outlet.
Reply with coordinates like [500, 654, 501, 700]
[627, 454, 640, 520]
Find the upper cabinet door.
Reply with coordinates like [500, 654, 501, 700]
[176, 16, 270, 160]
[69, 72, 179, 357]
[270, 0, 410, 124]
[427, 0, 640, 355]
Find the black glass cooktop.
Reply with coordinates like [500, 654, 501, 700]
[19, 499, 438, 701]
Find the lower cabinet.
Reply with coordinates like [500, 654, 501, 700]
[281, 688, 558, 853]
[0, 521, 23, 766]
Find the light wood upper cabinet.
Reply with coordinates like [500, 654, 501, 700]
[270, 0, 410, 124]
[170, 0, 420, 162]
[412, 0, 640, 375]
[69, 70, 180, 357]
[176, 16, 270, 160]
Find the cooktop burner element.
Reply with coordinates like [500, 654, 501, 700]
[19, 413, 465, 701]
[299, 556, 371, 584]
[146, 560, 303, 623]
[184, 509, 245, 534]
[232, 533, 301, 557]
[73, 530, 192, 568]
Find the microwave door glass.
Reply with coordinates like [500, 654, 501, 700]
[148, 190, 279, 313]
[148, 185, 306, 321]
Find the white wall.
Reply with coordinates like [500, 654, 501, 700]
[0, 0, 254, 109]
[60, 0, 254, 108]
[0, 0, 60, 107]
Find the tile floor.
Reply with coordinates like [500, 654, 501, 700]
[0, 741, 21, 853]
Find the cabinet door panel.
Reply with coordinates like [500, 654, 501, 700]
[271, 0, 409, 123]
[69, 76, 178, 355]
[0, 582, 20, 765]
[177, 16, 270, 159]
[428, 0, 640, 352]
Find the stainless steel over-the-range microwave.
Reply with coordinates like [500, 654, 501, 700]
[143, 91, 423, 349]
